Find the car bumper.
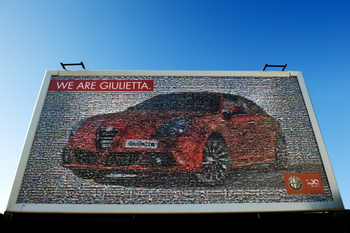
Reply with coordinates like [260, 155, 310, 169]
[61, 148, 198, 173]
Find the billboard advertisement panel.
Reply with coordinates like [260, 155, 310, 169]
[7, 70, 343, 213]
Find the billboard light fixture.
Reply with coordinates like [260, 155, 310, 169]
[60, 62, 86, 70]
[263, 64, 287, 71]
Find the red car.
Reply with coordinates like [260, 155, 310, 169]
[62, 92, 286, 184]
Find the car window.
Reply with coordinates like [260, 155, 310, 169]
[133, 93, 222, 113]
[239, 97, 265, 115]
[222, 96, 247, 115]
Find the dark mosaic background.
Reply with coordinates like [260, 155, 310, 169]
[16, 76, 333, 205]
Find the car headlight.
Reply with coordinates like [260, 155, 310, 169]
[153, 118, 190, 137]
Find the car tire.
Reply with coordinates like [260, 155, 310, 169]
[196, 135, 231, 185]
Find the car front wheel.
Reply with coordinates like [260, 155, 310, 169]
[196, 136, 231, 185]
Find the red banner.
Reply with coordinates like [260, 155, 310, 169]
[48, 80, 154, 92]
[284, 173, 324, 194]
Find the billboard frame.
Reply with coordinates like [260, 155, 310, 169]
[7, 70, 344, 213]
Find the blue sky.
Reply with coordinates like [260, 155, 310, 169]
[1, 0, 350, 213]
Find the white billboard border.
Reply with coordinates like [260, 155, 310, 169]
[6, 70, 344, 213]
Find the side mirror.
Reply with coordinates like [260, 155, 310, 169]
[229, 106, 247, 115]
[222, 106, 247, 120]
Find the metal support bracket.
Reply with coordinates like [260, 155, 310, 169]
[263, 64, 287, 71]
[60, 62, 86, 70]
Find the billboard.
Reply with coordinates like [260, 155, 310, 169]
[7, 70, 343, 213]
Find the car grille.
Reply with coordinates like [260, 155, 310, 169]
[75, 150, 98, 165]
[106, 152, 141, 166]
[96, 127, 121, 153]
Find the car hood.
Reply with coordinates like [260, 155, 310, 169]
[82, 109, 213, 131]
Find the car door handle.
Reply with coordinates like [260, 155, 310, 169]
[248, 120, 255, 124]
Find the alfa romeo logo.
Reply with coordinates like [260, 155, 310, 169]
[288, 176, 303, 191]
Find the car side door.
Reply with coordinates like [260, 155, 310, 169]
[220, 96, 276, 166]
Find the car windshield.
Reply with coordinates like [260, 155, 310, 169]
[133, 93, 222, 112]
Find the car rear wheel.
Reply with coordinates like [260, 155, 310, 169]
[196, 136, 231, 185]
